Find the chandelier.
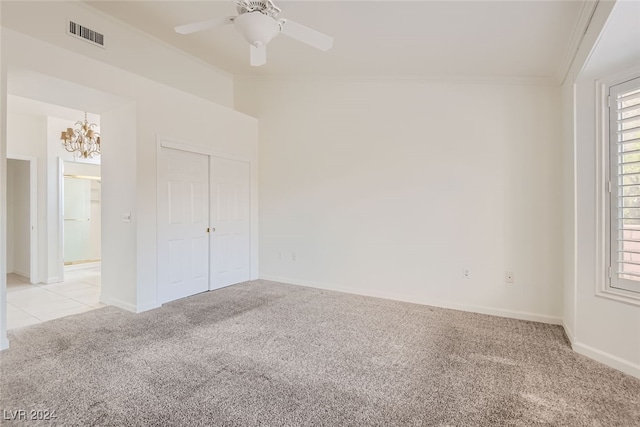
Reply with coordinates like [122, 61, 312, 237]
[60, 112, 101, 158]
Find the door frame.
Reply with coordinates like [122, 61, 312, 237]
[156, 137, 253, 302]
[57, 157, 64, 283]
[6, 155, 38, 284]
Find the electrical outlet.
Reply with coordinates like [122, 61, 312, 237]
[291, 252, 297, 261]
[463, 269, 471, 279]
[505, 271, 515, 283]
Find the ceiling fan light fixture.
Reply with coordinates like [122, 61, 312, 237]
[174, 0, 334, 66]
[234, 11, 280, 47]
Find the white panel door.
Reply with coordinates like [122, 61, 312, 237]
[158, 148, 210, 303]
[211, 157, 250, 289]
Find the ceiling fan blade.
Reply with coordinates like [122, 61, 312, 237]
[175, 16, 234, 35]
[280, 19, 333, 51]
[250, 45, 267, 67]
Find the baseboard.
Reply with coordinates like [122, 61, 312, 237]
[64, 261, 100, 272]
[12, 270, 29, 280]
[0, 335, 9, 351]
[99, 295, 137, 313]
[561, 321, 639, 379]
[562, 321, 576, 346]
[99, 295, 160, 314]
[258, 275, 563, 325]
[434, 300, 562, 325]
[572, 341, 640, 379]
[136, 301, 161, 313]
[46, 277, 62, 284]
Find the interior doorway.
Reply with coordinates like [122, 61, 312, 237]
[4, 97, 106, 331]
[63, 163, 101, 267]
[6, 157, 37, 284]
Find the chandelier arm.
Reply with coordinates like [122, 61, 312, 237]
[60, 112, 101, 158]
[63, 145, 78, 153]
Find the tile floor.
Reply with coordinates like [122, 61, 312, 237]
[6, 263, 104, 330]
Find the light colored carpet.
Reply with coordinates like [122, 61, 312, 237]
[1, 280, 639, 426]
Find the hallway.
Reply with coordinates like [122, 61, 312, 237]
[6, 263, 103, 330]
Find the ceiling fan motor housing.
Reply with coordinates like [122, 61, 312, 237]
[234, 11, 280, 47]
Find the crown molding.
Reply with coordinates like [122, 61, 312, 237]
[235, 73, 559, 87]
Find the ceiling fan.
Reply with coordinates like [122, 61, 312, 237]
[175, 0, 334, 67]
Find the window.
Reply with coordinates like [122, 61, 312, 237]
[609, 76, 640, 294]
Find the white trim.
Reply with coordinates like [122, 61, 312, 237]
[57, 157, 65, 283]
[563, 322, 640, 379]
[1, 35, 8, 355]
[597, 67, 640, 306]
[45, 277, 62, 284]
[259, 275, 563, 325]
[11, 269, 29, 279]
[596, 75, 610, 301]
[557, 0, 600, 85]
[136, 301, 161, 313]
[158, 137, 252, 164]
[99, 295, 137, 313]
[570, 80, 580, 348]
[236, 74, 558, 87]
[208, 154, 213, 291]
[64, 261, 100, 272]
[564, 0, 616, 86]
[6, 154, 38, 284]
[572, 341, 640, 379]
[562, 321, 576, 346]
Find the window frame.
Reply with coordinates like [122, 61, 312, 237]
[598, 69, 640, 306]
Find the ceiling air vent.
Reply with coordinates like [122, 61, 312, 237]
[67, 20, 105, 48]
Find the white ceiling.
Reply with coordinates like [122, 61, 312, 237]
[87, 1, 586, 81]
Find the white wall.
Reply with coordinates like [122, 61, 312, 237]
[100, 102, 137, 310]
[562, 0, 640, 378]
[2, 15, 258, 320]
[0, 1, 233, 108]
[6, 108, 99, 283]
[1, 8, 9, 349]
[47, 115, 100, 281]
[7, 159, 30, 277]
[236, 77, 563, 323]
[7, 112, 47, 282]
[561, 75, 576, 339]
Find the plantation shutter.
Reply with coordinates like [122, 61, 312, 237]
[610, 76, 640, 293]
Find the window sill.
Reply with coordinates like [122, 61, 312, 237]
[596, 285, 640, 307]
